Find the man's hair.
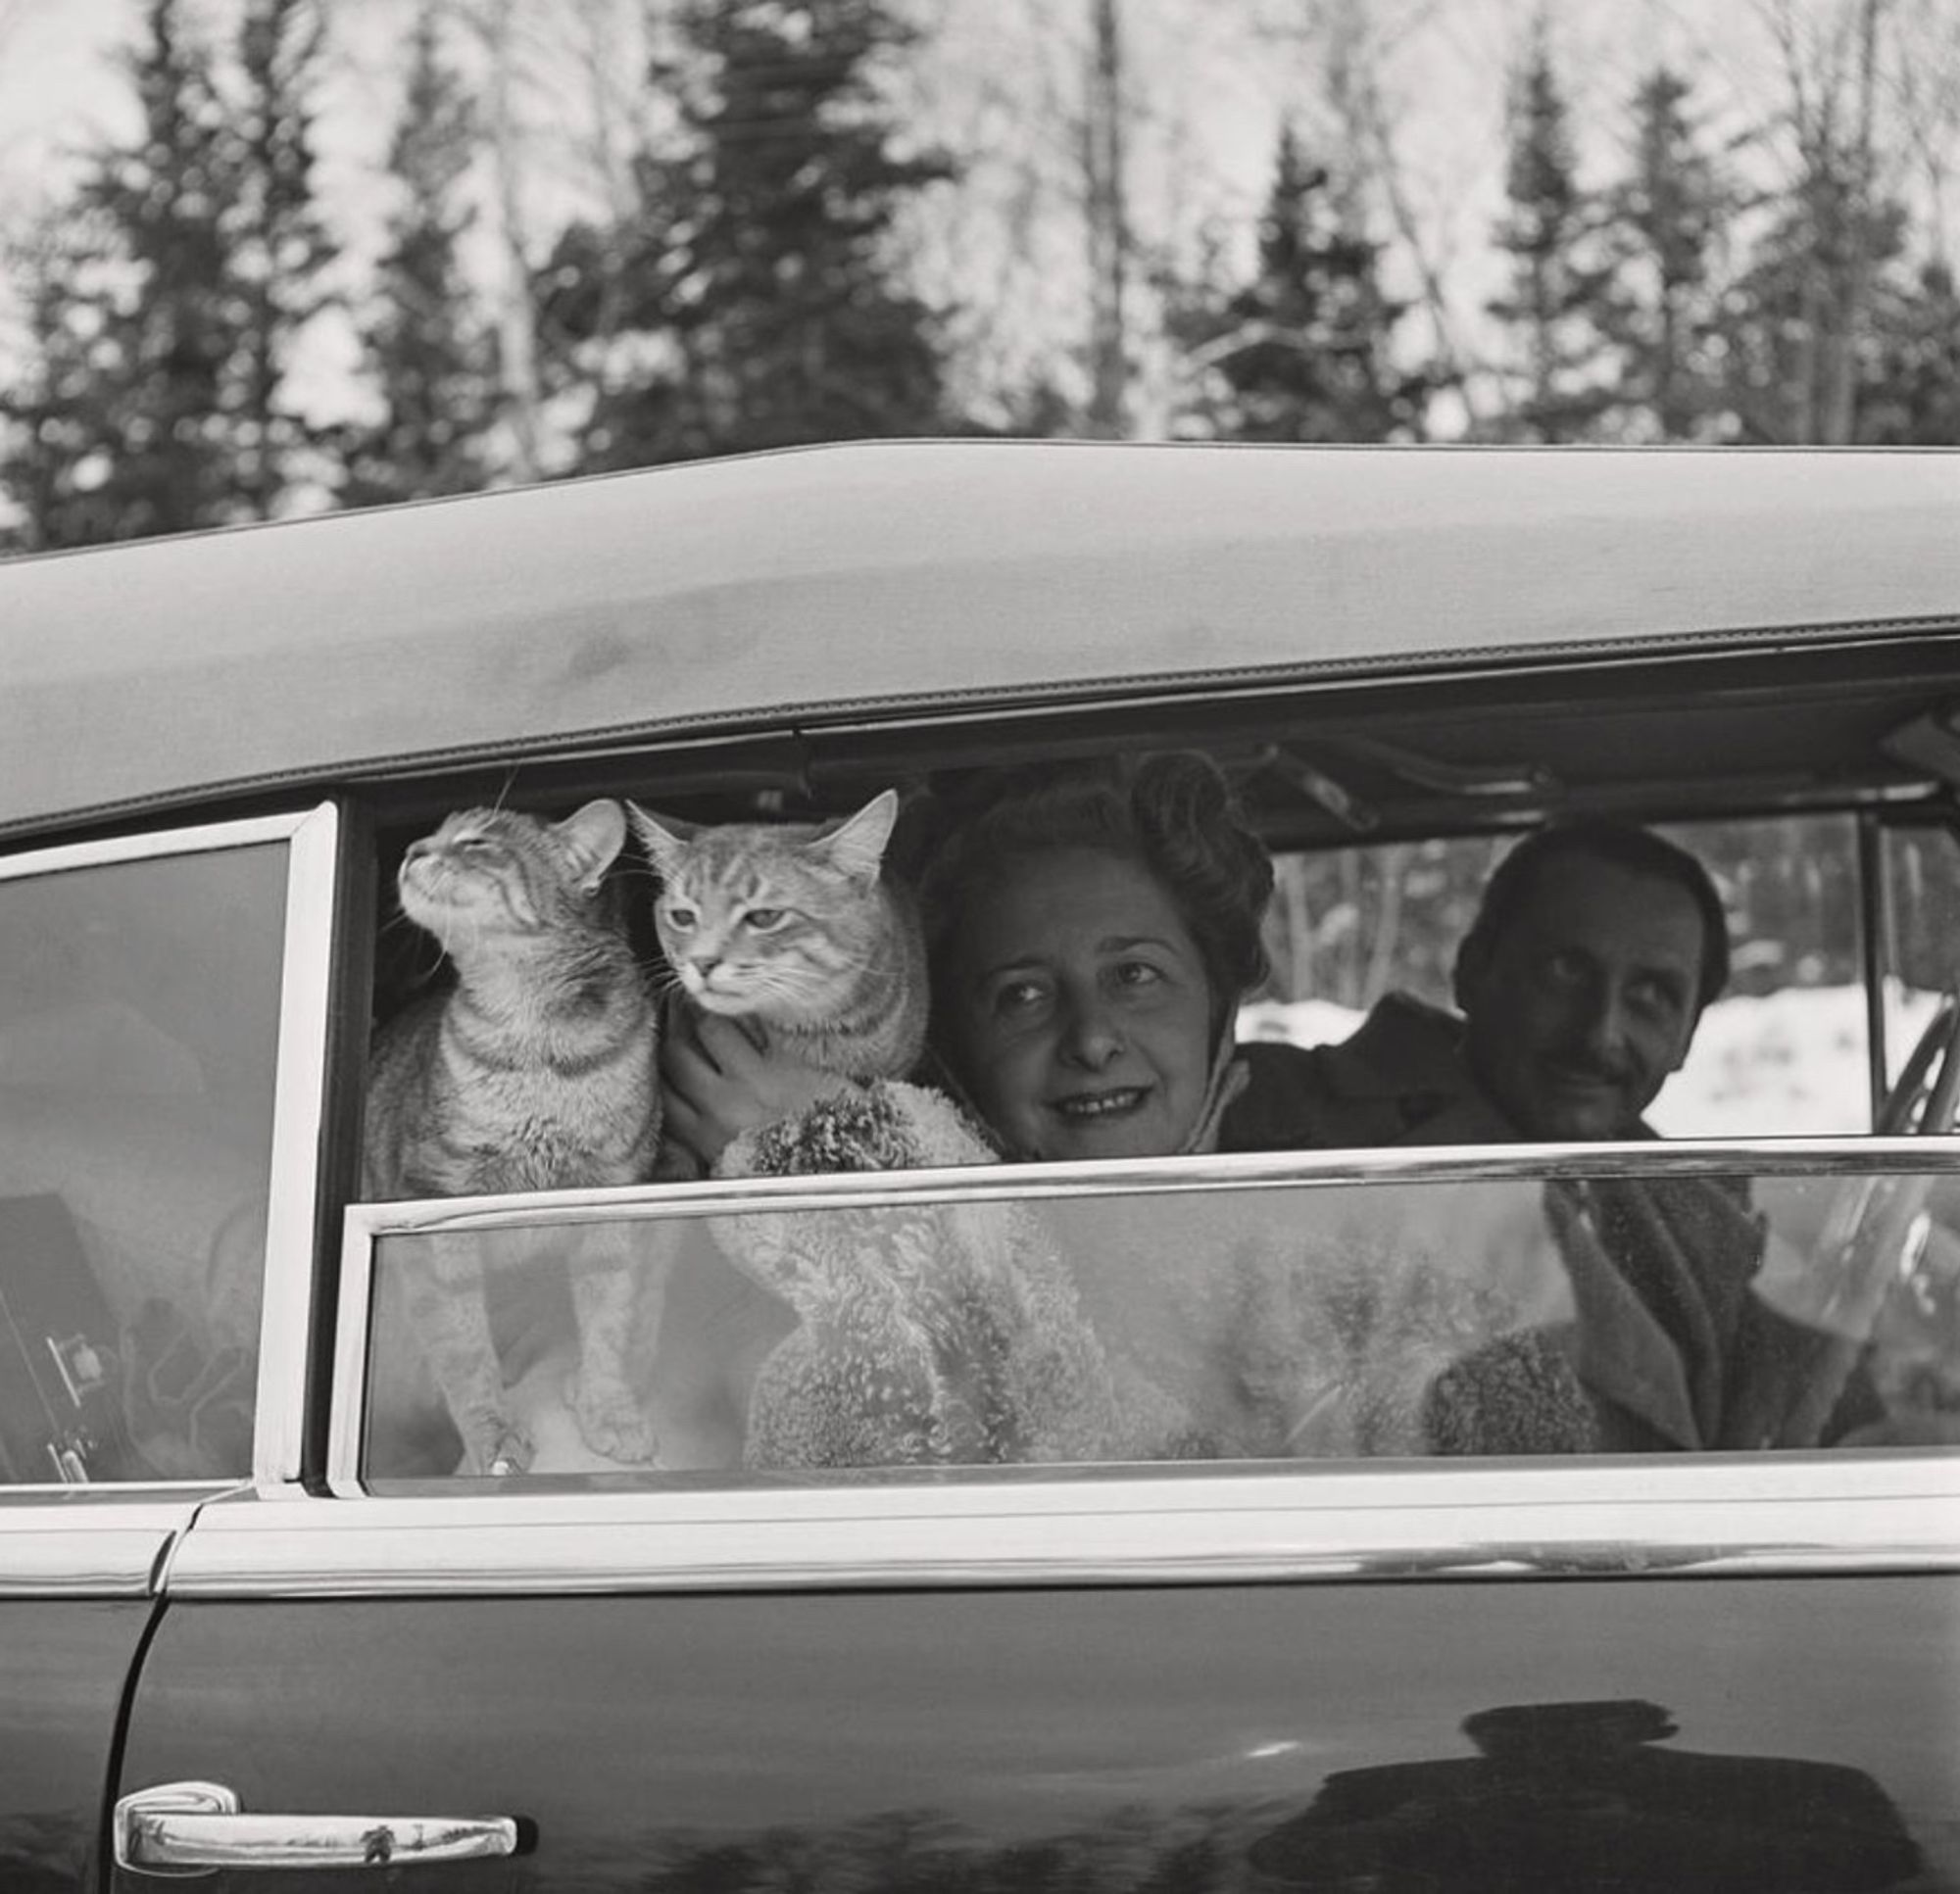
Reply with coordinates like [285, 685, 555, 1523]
[1457, 820, 1731, 1013]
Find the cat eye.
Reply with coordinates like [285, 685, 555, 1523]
[664, 905, 698, 931]
[744, 907, 788, 931]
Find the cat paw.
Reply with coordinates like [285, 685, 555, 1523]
[463, 1424, 534, 1478]
[569, 1384, 661, 1467]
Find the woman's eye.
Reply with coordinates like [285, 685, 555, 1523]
[1113, 959, 1164, 990]
[744, 907, 787, 931]
[992, 978, 1048, 1017]
[665, 906, 697, 931]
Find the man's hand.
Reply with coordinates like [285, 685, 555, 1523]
[660, 1012, 854, 1172]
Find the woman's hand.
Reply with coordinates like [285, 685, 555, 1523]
[660, 1012, 854, 1172]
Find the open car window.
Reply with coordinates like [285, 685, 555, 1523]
[342, 634, 1960, 1488]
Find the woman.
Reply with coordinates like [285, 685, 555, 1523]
[658, 754, 1541, 1466]
[661, 752, 1281, 1167]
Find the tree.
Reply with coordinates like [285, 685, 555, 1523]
[1594, 67, 1744, 441]
[542, 0, 955, 470]
[57, 0, 241, 542]
[1857, 256, 1960, 442]
[1722, 0, 1901, 443]
[0, 211, 130, 553]
[339, 4, 502, 507]
[1485, 21, 1613, 441]
[225, 0, 336, 514]
[1168, 123, 1427, 443]
[0, 0, 336, 546]
[1720, 148, 1908, 442]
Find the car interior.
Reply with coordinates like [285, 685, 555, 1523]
[337, 631, 1960, 1482]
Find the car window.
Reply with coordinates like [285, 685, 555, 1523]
[1883, 819, 1960, 1095]
[1249, 815, 1873, 1137]
[348, 1152, 1956, 1482]
[0, 840, 287, 1484]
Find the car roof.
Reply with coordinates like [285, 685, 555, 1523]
[3, 439, 1958, 841]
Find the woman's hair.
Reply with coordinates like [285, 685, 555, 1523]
[901, 752, 1275, 1040]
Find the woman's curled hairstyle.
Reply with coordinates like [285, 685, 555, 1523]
[903, 752, 1275, 1038]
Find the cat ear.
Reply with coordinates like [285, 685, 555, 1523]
[627, 801, 697, 884]
[817, 789, 901, 882]
[553, 799, 629, 892]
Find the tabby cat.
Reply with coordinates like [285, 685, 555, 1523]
[626, 791, 1123, 1468]
[627, 789, 926, 1082]
[364, 799, 663, 1476]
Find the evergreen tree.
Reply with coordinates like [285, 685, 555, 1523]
[64, 0, 241, 542]
[1721, 128, 1907, 444]
[1486, 23, 1612, 441]
[1594, 67, 1742, 441]
[1169, 123, 1427, 443]
[0, 211, 130, 553]
[1857, 259, 1960, 445]
[0, 0, 335, 546]
[542, 0, 954, 469]
[225, 0, 336, 514]
[339, 4, 500, 507]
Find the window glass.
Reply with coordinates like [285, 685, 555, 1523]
[1882, 820, 1960, 1106]
[359, 1156, 1955, 1482]
[0, 844, 286, 1483]
[1249, 816, 1869, 1136]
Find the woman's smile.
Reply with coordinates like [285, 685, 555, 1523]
[947, 849, 1214, 1161]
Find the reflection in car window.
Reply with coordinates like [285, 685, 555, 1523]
[0, 845, 285, 1483]
[358, 1162, 1958, 1481]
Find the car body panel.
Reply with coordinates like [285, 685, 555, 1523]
[4, 1597, 157, 1892]
[4, 443, 1959, 840]
[4, 442, 1958, 1893]
[112, 1578, 1959, 1891]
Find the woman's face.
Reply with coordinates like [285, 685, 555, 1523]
[944, 848, 1217, 1161]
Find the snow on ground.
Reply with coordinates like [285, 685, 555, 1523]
[1239, 987, 1945, 1139]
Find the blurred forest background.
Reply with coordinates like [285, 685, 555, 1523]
[2, 0, 1958, 554]
[1, 0, 1956, 1069]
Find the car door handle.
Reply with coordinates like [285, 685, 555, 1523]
[115, 1780, 520, 1875]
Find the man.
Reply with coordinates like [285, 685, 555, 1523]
[1228, 820, 1723, 1150]
[1227, 821, 1868, 1452]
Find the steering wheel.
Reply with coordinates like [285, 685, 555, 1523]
[1772, 996, 1960, 1445]
[1876, 997, 1960, 1136]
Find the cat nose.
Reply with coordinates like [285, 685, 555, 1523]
[689, 952, 721, 977]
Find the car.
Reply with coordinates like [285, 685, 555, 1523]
[2, 438, 1957, 1891]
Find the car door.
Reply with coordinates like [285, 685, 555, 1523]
[0, 808, 335, 1892]
[111, 1157, 1960, 1893]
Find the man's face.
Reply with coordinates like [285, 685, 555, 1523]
[1456, 852, 1706, 1141]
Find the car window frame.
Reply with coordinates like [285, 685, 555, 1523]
[270, 1138, 1960, 1601]
[0, 804, 338, 1596]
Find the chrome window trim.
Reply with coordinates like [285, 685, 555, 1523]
[0, 810, 314, 881]
[0, 806, 336, 1510]
[343, 1136, 1960, 1237]
[252, 802, 339, 1490]
[166, 1455, 1960, 1598]
[0, 1494, 219, 1598]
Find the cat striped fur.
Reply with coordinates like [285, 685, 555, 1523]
[628, 789, 927, 1081]
[364, 798, 663, 1476]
